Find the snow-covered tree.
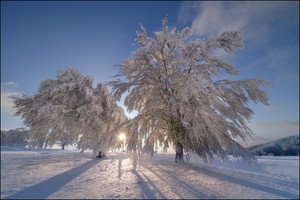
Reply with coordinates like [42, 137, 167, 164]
[13, 68, 127, 153]
[110, 18, 270, 164]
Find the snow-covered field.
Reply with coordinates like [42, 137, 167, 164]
[1, 146, 299, 199]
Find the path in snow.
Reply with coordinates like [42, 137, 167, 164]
[1, 147, 299, 199]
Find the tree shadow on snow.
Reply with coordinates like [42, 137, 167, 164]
[131, 170, 166, 199]
[114, 152, 128, 179]
[143, 165, 219, 199]
[187, 165, 299, 199]
[4, 158, 101, 199]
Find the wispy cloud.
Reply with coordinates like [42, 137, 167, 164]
[267, 46, 299, 72]
[241, 45, 299, 86]
[178, 1, 298, 41]
[1, 92, 17, 113]
[177, 1, 199, 25]
[2, 81, 18, 91]
[1, 82, 21, 114]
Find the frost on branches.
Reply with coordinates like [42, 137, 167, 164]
[110, 18, 270, 164]
[12, 68, 127, 153]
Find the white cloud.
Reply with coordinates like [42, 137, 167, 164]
[1, 92, 19, 114]
[178, 1, 297, 41]
[177, 1, 199, 24]
[1, 82, 21, 114]
[5, 81, 18, 88]
[2, 81, 18, 92]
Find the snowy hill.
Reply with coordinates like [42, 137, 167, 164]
[248, 135, 299, 156]
[1, 147, 299, 199]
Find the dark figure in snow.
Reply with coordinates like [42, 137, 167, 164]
[96, 151, 105, 158]
[175, 143, 183, 163]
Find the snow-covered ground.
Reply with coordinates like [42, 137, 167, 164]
[1, 146, 299, 199]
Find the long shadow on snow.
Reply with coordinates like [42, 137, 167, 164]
[116, 153, 128, 179]
[141, 172, 166, 199]
[4, 158, 101, 199]
[131, 170, 166, 199]
[141, 166, 185, 199]
[187, 164, 299, 199]
[144, 165, 219, 199]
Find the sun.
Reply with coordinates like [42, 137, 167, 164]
[119, 133, 126, 141]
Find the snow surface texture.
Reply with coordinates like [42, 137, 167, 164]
[1, 147, 299, 199]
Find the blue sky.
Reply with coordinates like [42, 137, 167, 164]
[1, 1, 299, 144]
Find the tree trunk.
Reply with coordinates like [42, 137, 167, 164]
[43, 139, 48, 148]
[175, 142, 183, 163]
[61, 132, 67, 150]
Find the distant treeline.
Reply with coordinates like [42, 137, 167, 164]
[2, 129, 299, 157]
[1, 129, 29, 147]
[248, 135, 299, 156]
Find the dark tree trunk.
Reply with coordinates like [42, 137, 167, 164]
[61, 132, 67, 150]
[175, 142, 183, 163]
